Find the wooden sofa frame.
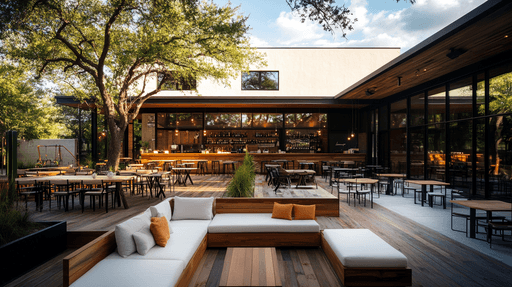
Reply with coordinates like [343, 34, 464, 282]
[320, 231, 412, 286]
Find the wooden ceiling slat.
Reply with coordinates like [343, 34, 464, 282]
[340, 6, 512, 100]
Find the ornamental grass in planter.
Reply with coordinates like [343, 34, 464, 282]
[0, 189, 44, 246]
[226, 152, 256, 197]
[0, 189, 67, 285]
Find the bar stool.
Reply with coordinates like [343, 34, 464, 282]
[197, 160, 208, 175]
[211, 160, 220, 174]
[223, 161, 237, 174]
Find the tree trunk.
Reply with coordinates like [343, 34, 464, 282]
[106, 116, 129, 209]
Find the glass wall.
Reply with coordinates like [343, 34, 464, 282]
[390, 99, 407, 173]
[379, 61, 512, 198]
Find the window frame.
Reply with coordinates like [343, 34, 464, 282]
[241, 71, 279, 91]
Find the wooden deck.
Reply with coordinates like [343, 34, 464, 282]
[6, 175, 512, 287]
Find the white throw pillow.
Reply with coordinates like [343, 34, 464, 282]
[172, 197, 214, 220]
[132, 226, 155, 255]
[150, 198, 172, 221]
[115, 208, 151, 257]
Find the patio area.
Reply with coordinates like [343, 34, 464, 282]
[6, 174, 512, 287]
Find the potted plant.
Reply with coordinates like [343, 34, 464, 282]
[226, 152, 256, 197]
[140, 141, 150, 153]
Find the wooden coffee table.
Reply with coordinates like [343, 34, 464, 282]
[219, 247, 282, 287]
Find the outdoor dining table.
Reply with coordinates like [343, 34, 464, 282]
[142, 172, 170, 199]
[449, 200, 511, 238]
[15, 174, 136, 209]
[376, 173, 406, 195]
[272, 159, 293, 169]
[25, 170, 65, 176]
[405, 180, 450, 207]
[172, 167, 197, 186]
[341, 178, 378, 208]
[286, 169, 316, 189]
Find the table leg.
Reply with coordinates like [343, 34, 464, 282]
[469, 208, 476, 238]
[421, 185, 426, 206]
[185, 171, 193, 185]
[371, 183, 374, 208]
[387, 178, 394, 195]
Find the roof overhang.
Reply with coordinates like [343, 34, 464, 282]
[55, 96, 377, 110]
[335, 0, 512, 101]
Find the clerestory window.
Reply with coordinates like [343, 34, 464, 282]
[241, 71, 279, 90]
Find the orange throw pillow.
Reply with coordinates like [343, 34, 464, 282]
[271, 202, 293, 220]
[150, 216, 170, 247]
[293, 204, 316, 220]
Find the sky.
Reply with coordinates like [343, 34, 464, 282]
[214, 0, 487, 53]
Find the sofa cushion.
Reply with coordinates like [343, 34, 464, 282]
[150, 198, 172, 221]
[293, 204, 316, 220]
[115, 208, 152, 257]
[132, 226, 155, 255]
[323, 229, 408, 268]
[172, 197, 214, 220]
[271, 202, 293, 220]
[70, 258, 185, 287]
[208, 213, 320, 233]
[109, 220, 210, 264]
[150, 216, 170, 247]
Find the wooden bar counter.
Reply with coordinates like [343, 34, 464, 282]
[141, 153, 365, 173]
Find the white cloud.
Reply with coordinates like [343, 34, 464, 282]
[274, 11, 325, 45]
[249, 36, 270, 47]
[267, 0, 487, 52]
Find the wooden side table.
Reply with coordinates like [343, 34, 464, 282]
[219, 247, 282, 287]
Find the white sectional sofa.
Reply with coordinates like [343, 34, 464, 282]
[63, 198, 411, 287]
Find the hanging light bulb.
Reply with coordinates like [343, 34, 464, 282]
[347, 136, 351, 140]
[203, 129, 207, 136]
[318, 129, 321, 136]
[351, 132, 355, 138]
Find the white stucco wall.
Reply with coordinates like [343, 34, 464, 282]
[18, 139, 77, 167]
[151, 47, 400, 97]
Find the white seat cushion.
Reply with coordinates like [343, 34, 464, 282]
[323, 229, 408, 268]
[110, 220, 210, 263]
[70, 258, 185, 287]
[208, 213, 320, 233]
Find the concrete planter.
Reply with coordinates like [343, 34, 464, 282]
[0, 221, 66, 286]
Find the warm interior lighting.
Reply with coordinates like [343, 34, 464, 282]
[203, 130, 206, 136]
[347, 137, 351, 140]
[351, 133, 355, 138]
[318, 130, 321, 136]
[505, 35, 509, 38]
[164, 150, 169, 154]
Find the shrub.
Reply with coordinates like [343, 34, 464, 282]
[226, 152, 256, 197]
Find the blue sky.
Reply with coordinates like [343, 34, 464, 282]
[214, 0, 487, 53]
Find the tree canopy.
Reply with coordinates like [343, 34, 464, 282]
[0, 61, 69, 140]
[286, 0, 415, 36]
[1, 0, 263, 169]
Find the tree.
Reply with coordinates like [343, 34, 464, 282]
[2, 0, 262, 170]
[0, 61, 70, 140]
[488, 72, 512, 176]
[286, 0, 415, 36]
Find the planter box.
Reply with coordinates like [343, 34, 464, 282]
[0, 221, 66, 286]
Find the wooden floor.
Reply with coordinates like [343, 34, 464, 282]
[7, 174, 512, 287]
